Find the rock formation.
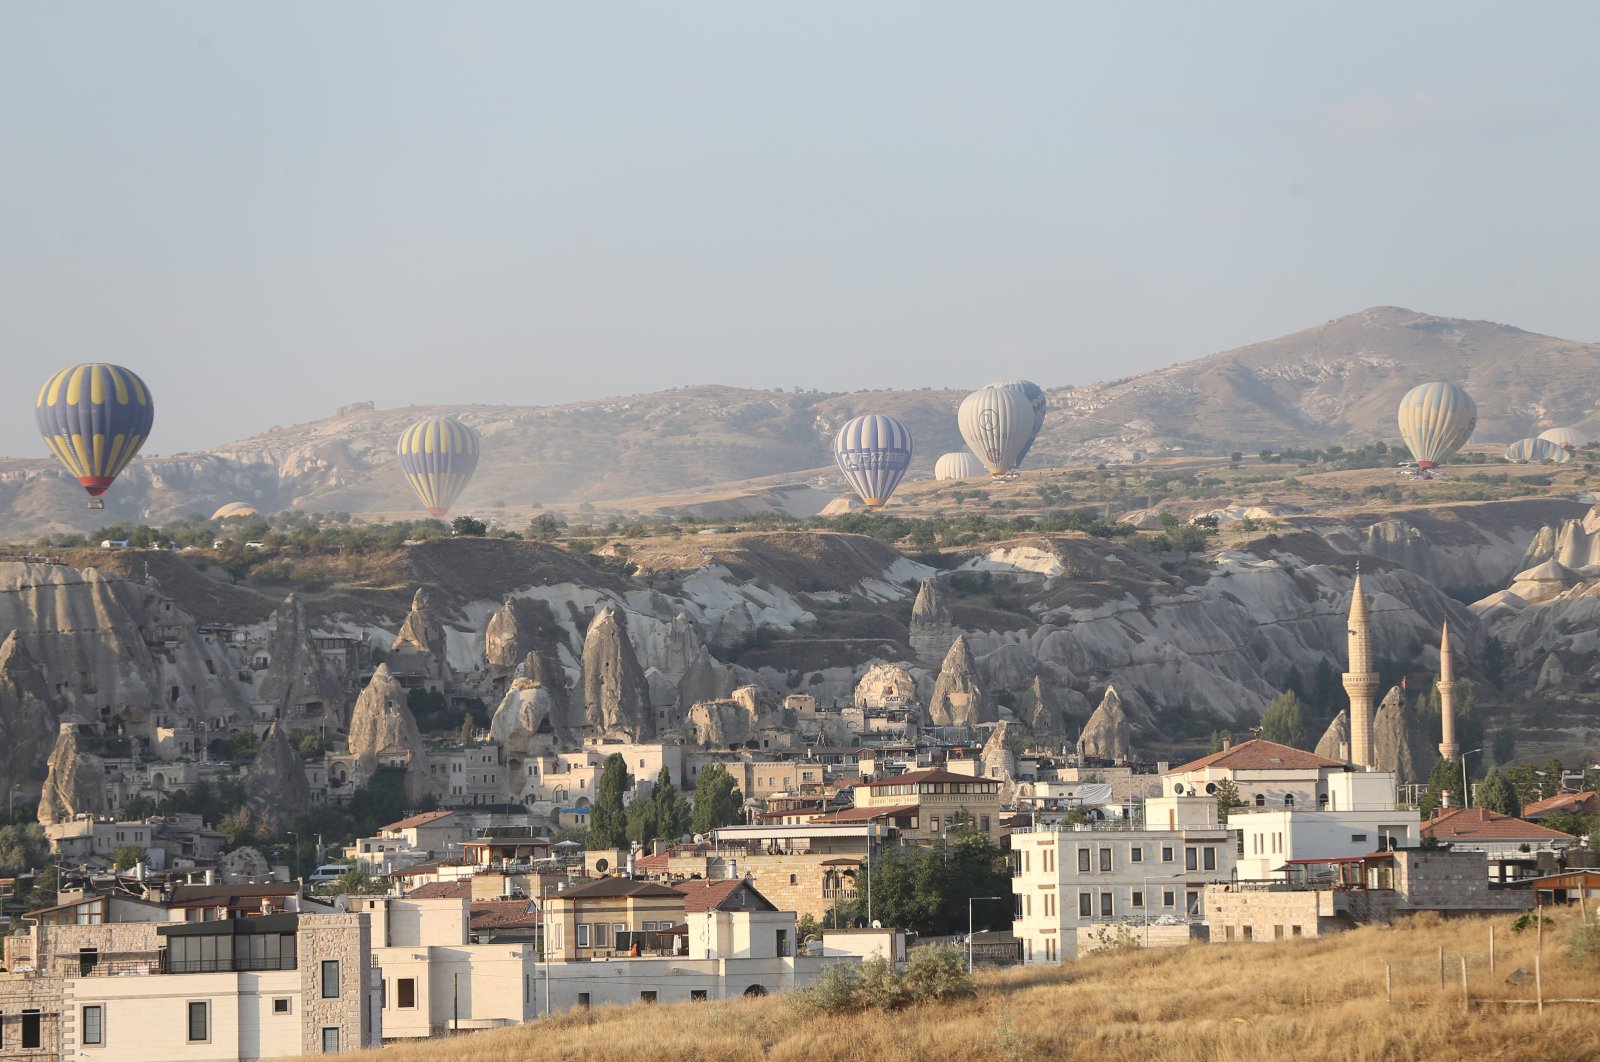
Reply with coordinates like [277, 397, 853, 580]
[220, 846, 271, 884]
[484, 598, 530, 671]
[0, 631, 60, 798]
[579, 606, 654, 740]
[489, 675, 560, 751]
[1019, 675, 1067, 741]
[37, 724, 108, 827]
[1314, 710, 1350, 763]
[927, 635, 989, 729]
[1363, 520, 1439, 586]
[981, 722, 1019, 801]
[1076, 685, 1132, 763]
[1372, 685, 1432, 786]
[853, 663, 918, 709]
[677, 644, 737, 714]
[909, 578, 955, 663]
[244, 722, 312, 829]
[392, 588, 449, 679]
[254, 595, 347, 727]
[1537, 653, 1567, 691]
[686, 684, 793, 748]
[347, 664, 431, 800]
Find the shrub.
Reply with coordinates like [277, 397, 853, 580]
[1566, 913, 1600, 971]
[790, 962, 860, 1015]
[855, 955, 912, 1010]
[901, 944, 974, 1002]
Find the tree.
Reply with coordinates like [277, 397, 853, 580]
[624, 792, 657, 848]
[1259, 692, 1309, 749]
[527, 514, 565, 541]
[691, 763, 743, 835]
[589, 754, 630, 849]
[458, 713, 476, 748]
[1542, 758, 1565, 799]
[1506, 762, 1542, 806]
[1212, 778, 1243, 826]
[651, 766, 691, 842]
[1476, 766, 1521, 817]
[1419, 757, 1459, 818]
[0, 823, 49, 876]
[113, 844, 147, 871]
[845, 827, 1010, 936]
[451, 516, 487, 537]
[1492, 726, 1517, 766]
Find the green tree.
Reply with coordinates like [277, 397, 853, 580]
[1476, 766, 1521, 817]
[451, 516, 487, 537]
[1212, 778, 1243, 826]
[624, 792, 657, 848]
[1492, 726, 1517, 766]
[0, 823, 49, 875]
[1542, 758, 1565, 798]
[527, 514, 565, 541]
[651, 766, 691, 842]
[1259, 692, 1309, 749]
[691, 763, 744, 835]
[845, 827, 1011, 936]
[1419, 757, 1460, 818]
[1506, 762, 1543, 806]
[113, 844, 147, 871]
[589, 754, 630, 849]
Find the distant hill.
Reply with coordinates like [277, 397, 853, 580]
[2, 306, 1596, 537]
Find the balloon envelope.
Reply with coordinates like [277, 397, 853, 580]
[959, 385, 1034, 475]
[1538, 427, 1588, 450]
[1505, 438, 1571, 464]
[398, 416, 481, 518]
[211, 502, 260, 520]
[35, 363, 155, 497]
[834, 415, 913, 510]
[934, 451, 986, 480]
[986, 379, 1047, 463]
[1397, 382, 1476, 469]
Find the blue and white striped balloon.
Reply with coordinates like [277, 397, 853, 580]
[1397, 382, 1476, 469]
[834, 415, 914, 510]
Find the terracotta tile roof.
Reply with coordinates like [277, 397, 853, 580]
[1423, 807, 1577, 843]
[555, 878, 687, 900]
[671, 879, 779, 914]
[810, 803, 920, 823]
[471, 899, 542, 930]
[381, 810, 455, 833]
[388, 862, 447, 878]
[1169, 739, 1344, 775]
[859, 768, 992, 789]
[169, 883, 297, 906]
[406, 879, 471, 899]
[1522, 792, 1598, 820]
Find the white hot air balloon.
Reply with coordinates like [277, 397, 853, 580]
[934, 451, 986, 480]
[833, 414, 913, 510]
[1539, 427, 1588, 451]
[1505, 438, 1572, 464]
[1397, 382, 1477, 470]
[986, 379, 1047, 463]
[958, 385, 1034, 477]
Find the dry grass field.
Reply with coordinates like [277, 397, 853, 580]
[360, 914, 1600, 1062]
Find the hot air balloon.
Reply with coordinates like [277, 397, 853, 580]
[934, 451, 986, 481]
[1505, 438, 1572, 464]
[1539, 427, 1588, 451]
[987, 379, 1047, 463]
[211, 502, 260, 520]
[834, 414, 913, 510]
[35, 363, 155, 509]
[958, 385, 1034, 476]
[397, 415, 481, 518]
[1397, 382, 1477, 470]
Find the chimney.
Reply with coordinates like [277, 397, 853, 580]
[1221, 736, 1232, 751]
[1440, 790, 1452, 810]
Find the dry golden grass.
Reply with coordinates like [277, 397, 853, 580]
[360, 914, 1600, 1061]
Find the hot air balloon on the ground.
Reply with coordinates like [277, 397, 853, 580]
[987, 379, 1047, 463]
[834, 415, 913, 510]
[1539, 426, 1588, 451]
[1397, 382, 1476, 470]
[211, 502, 260, 520]
[398, 415, 481, 518]
[959, 384, 1034, 476]
[35, 363, 155, 509]
[1505, 438, 1572, 464]
[934, 451, 986, 480]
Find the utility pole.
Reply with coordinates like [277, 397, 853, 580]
[453, 972, 459, 1034]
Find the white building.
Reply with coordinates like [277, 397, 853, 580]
[1230, 771, 1420, 880]
[1010, 795, 1235, 963]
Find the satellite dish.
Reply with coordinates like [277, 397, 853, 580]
[871, 920, 882, 929]
[1205, 782, 1217, 795]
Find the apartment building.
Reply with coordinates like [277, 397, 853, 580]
[1011, 796, 1234, 962]
[1231, 771, 1421, 879]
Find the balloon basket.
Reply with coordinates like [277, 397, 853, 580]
[87, 500, 105, 510]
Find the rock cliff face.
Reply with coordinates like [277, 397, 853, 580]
[0, 631, 60, 798]
[489, 676, 560, 753]
[1372, 686, 1432, 786]
[981, 722, 1018, 802]
[927, 635, 989, 729]
[1076, 685, 1132, 763]
[37, 724, 108, 826]
[853, 663, 918, 709]
[245, 722, 312, 829]
[909, 578, 955, 663]
[1315, 710, 1350, 763]
[579, 607, 654, 741]
[346, 665, 431, 800]
[254, 594, 347, 726]
[1018, 675, 1068, 741]
[686, 685, 793, 748]
[392, 588, 449, 679]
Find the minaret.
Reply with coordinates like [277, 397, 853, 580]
[1437, 620, 1460, 762]
[1342, 565, 1379, 769]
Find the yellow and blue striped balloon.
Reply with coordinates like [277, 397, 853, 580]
[35, 363, 155, 498]
[397, 415, 481, 518]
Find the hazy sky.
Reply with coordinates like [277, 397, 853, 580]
[3, 2, 1597, 457]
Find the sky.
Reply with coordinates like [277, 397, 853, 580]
[2, 2, 1598, 457]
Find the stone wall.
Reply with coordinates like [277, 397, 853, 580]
[0, 971, 63, 1056]
[1394, 850, 1533, 912]
[297, 913, 371, 1054]
[1204, 886, 1347, 941]
[734, 854, 859, 924]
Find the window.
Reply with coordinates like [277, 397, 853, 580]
[1351, 834, 1368, 843]
[1077, 848, 1091, 873]
[1292, 925, 1303, 937]
[1274, 924, 1284, 940]
[1131, 847, 1143, 863]
[641, 921, 655, 933]
[930, 816, 940, 833]
[577, 924, 590, 948]
[321, 1027, 341, 1053]
[1185, 847, 1198, 871]
[1161, 845, 1174, 863]
[1078, 892, 1092, 917]
[83, 1005, 103, 1045]
[1099, 848, 1112, 873]
[321, 960, 341, 998]
[640, 991, 657, 1003]
[1254, 793, 1265, 806]
[1203, 847, 1217, 871]
[273, 998, 292, 1015]
[1243, 926, 1254, 940]
[789, 874, 797, 885]
[594, 923, 609, 949]
[187, 1002, 209, 1043]
[1163, 889, 1175, 908]
[577, 993, 590, 1008]
[691, 990, 707, 1001]
[1132, 890, 1144, 908]
[776, 929, 790, 957]
[1100, 892, 1113, 917]
[397, 978, 416, 1009]
[980, 816, 990, 833]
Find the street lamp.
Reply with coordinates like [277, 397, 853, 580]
[968, 895, 1001, 973]
[1462, 749, 1483, 809]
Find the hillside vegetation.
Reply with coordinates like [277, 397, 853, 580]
[361, 915, 1600, 1061]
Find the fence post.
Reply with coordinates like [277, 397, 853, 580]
[1460, 955, 1468, 1013]
[1489, 924, 1495, 975]
[1438, 944, 1444, 990]
[1386, 961, 1392, 1004]
[1536, 953, 1543, 1015]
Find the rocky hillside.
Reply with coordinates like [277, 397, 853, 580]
[4, 307, 1599, 538]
